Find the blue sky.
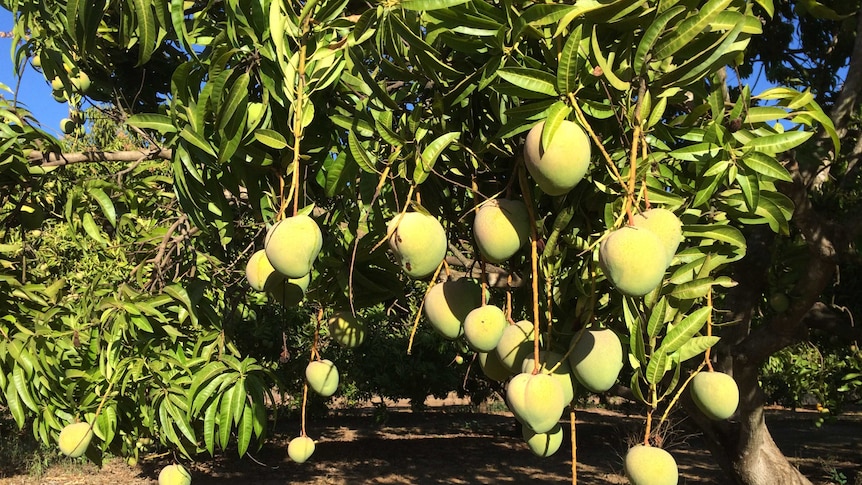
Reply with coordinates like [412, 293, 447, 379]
[0, 9, 68, 137]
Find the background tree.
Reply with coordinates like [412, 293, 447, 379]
[0, 1, 859, 485]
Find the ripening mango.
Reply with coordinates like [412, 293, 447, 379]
[58, 422, 93, 458]
[328, 312, 367, 348]
[306, 359, 339, 397]
[522, 423, 564, 457]
[522, 350, 576, 405]
[268, 273, 310, 307]
[569, 329, 623, 393]
[287, 436, 316, 464]
[599, 226, 667, 296]
[388, 212, 447, 278]
[473, 198, 531, 263]
[463, 305, 508, 352]
[524, 119, 592, 196]
[245, 249, 280, 291]
[690, 371, 739, 421]
[264, 214, 322, 279]
[632, 208, 683, 264]
[423, 278, 482, 339]
[495, 320, 536, 372]
[506, 372, 566, 434]
[624, 445, 679, 485]
[158, 464, 191, 485]
[479, 350, 514, 382]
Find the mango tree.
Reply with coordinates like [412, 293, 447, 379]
[1, 0, 860, 484]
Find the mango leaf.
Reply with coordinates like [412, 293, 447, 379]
[634, 5, 685, 73]
[645, 349, 668, 385]
[254, 129, 288, 149]
[82, 212, 107, 245]
[400, 0, 470, 11]
[671, 336, 721, 362]
[670, 276, 736, 300]
[126, 113, 177, 133]
[745, 130, 813, 154]
[652, 0, 732, 61]
[682, 224, 746, 249]
[659, 306, 711, 354]
[497, 68, 558, 97]
[647, 297, 668, 339]
[131, 0, 157, 66]
[415, 132, 460, 184]
[88, 186, 117, 227]
[741, 151, 792, 182]
[556, 24, 584, 94]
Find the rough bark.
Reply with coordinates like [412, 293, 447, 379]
[27, 148, 172, 168]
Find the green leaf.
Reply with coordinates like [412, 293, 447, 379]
[400, 0, 470, 11]
[126, 113, 177, 133]
[741, 152, 792, 182]
[745, 130, 813, 155]
[82, 212, 107, 245]
[671, 336, 720, 362]
[590, 25, 630, 91]
[203, 400, 218, 455]
[744, 106, 789, 124]
[646, 297, 668, 339]
[12, 366, 37, 412]
[237, 405, 254, 456]
[670, 276, 736, 300]
[669, 143, 721, 162]
[497, 68, 559, 97]
[131, 0, 157, 66]
[180, 127, 217, 157]
[682, 224, 746, 249]
[219, 72, 250, 131]
[659, 306, 711, 354]
[6, 381, 25, 429]
[254, 129, 288, 149]
[348, 131, 378, 173]
[652, 0, 732, 61]
[415, 132, 460, 184]
[634, 6, 685, 73]
[88, 187, 117, 227]
[556, 24, 584, 94]
[645, 349, 668, 385]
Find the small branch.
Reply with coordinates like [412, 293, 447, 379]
[29, 149, 172, 168]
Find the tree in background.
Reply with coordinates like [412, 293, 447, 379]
[0, 1, 859, 484]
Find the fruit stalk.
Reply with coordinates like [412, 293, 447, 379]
[569, 94, 626, 189]
[704, 288, 715, 372]
[282, 13, 312, 220]
[518, 165, 542, 374]
[407, 260, 445, 354]
[570, 408, 577, 485]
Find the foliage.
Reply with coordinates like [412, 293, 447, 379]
[0, 0, 856, 482]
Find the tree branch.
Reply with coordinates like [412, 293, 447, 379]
[829, 7, 862, 138]
[28, 148, 173, 168]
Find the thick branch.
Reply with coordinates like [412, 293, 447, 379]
[28, 149, 173, 168]
[830, 8, 862, 138]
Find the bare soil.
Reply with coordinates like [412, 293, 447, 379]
[1, 399, 860, 485]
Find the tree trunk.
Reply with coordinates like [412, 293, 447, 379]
[687, 227, 814, 485]
[690, 362, 812, 485]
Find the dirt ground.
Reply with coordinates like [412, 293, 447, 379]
[1, 399, 860, 485]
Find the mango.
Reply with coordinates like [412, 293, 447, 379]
[463, 305, 507, 352]
[268, 273, 310, 307]
[632, 208, 682, 264]
[388, 212, 447, 278]
[158, 464, 192, 485]
[306, 359, 339, 397]
[473, 198, 530, 263]
[522, 423, 564, 457]
[58, 422, 93, 458]
[328, 312, 367, 348]
[264, 214, 322, 279]
[569, 329, 623, 393]
[495, 320, 536, 371]
[690, 371, 739, 421]
[522, 350, 576, 405]
[423, 278, 482, 339]
[524, 119, 591, 196]
[287, 436, 316, 464]
[599, 226, 667, 296]
[479, 351, 514, 382]
[624, 445, 678, 485]
[506, 372, 565, 433]
[245, 249, 280, 291]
